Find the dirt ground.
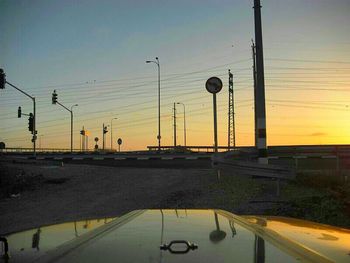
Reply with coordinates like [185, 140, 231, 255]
[0, 162, 225, 234]
[1, 161, 349, 235]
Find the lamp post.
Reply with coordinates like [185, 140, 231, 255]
[176, 102, 187, 147]
[111, 117, 118, 150]
[146, 57, 161, 152]
[70, 104, 78, 152]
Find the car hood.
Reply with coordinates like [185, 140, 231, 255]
[1, 209, 350, 263]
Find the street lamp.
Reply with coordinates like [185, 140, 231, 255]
[176, 102, 187, 147]
[70, 104, 78, 152]
[111, 117, 118, 150]
[146, 57, 161, 152]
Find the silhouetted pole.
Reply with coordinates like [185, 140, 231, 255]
[103, 123, 105, 150]
[173, 103, 177, 147]
[70, 104, 78, 152]
[252, 40, 258, 148]
[213, 94, 218, 152]
[176, 102, 186, 147]
[111, 117, 117, 150]
[227, 69, 235, 149]
[206, 77, 223, 153]
[146, 57, 161, 151]
[157, 58, 161, 151]
[254, 0, 268, 164]
[4, 78, 37, 157]
[33, 97, 36, 155]
[52, 90, 77, 153]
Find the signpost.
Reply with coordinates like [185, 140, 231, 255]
[117, 138, 122, 152]
[206, 77, 223, 153]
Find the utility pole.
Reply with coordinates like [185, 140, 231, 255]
[227, 69, 235, 150]
[176, 102, 187, 147]
[252, 40, 258, 148]
[173, 103, 177, 147]
[254, 0, 268, 164]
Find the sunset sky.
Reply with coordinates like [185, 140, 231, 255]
[1, 0, 350, 150]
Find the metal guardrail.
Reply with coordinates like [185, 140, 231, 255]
[3, 144, 350, 155]
[147, 145, 350, 154]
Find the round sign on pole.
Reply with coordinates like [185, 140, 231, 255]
[206, 77, 223, 94]
[94, 137, 99, 142]
[117, 138, 122, 145]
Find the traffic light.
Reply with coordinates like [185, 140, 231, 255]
[52, 90, 57, 104]
[28, 113, 34, 133]
[80, 130, 85, 136]
[18, 106, 22, 118]
[0, 68, 5, 89]
[103, 126, 108, 134]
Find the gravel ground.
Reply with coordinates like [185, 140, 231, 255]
[2, 161, 348, 235]
[0, 162, 229, 234]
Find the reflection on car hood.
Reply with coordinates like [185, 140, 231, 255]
[1, 209, 350, 263]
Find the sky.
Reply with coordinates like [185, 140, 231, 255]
[1, 0, 350, 151]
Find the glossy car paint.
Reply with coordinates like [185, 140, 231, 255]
[1, 209, 349, 263]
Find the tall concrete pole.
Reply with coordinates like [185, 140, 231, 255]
[173, 103, 177, 147]
[70, 111, 73, 152]
[157, 58, 161, 152]
[252, 40, 258, 148]
[254, 0, 268, 164]
[33, 97, 36, 157]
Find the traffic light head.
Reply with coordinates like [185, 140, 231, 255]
[52, 90, 58, 104]
[103, 126, 108, 134]
[18, 106, 22, 118]
[28, 113, 34, 133]
[0, 68, 5, 89]
[80, 130, 85, 136]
